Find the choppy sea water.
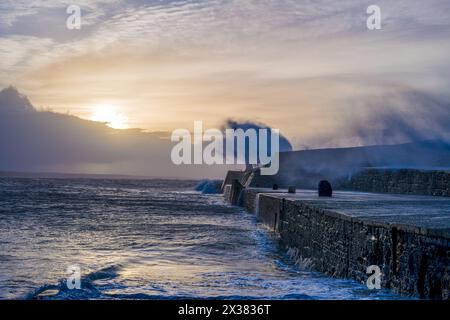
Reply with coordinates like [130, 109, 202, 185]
[0, 178, 402, 300]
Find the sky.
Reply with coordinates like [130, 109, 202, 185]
[1, 0, 450, 149]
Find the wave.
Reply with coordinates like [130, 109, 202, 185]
[194, 180, 222, 194]
[99, 293, 313, 300]
[26, 262, 315, 300]
[27, 265, 122, 300]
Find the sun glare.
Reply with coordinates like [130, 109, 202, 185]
[90, 104, 129, 129]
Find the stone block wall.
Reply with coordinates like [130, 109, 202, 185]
[242, 188, 260, 214]
[223, 185, 232, 203]
[257, 194, 450, 299]
[340, 169, 450, 197]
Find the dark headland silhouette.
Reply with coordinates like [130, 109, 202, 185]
[0, 86, 235, 178]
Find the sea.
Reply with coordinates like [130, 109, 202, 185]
[0, 178, 402, 300]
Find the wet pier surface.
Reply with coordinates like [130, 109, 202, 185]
[250, 189, 450, 238]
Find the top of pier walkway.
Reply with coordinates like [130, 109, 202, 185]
[249, 188, 450, 239]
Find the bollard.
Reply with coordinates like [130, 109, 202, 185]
[318, 180, 332, 197]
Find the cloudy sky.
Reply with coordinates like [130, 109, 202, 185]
[1, 0, 450, 148]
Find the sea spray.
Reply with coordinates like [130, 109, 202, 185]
[255, 193, 261, 217]
[195, 180, 222, 194]
[286, 247, 314, 270]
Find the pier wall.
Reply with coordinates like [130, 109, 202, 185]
[340, 169, 450, 197]
[241, 188, 288, 214]
[255, 193, 450, 300]
[224, 186, 450, 299]
[221, 167, 450, 299]
[237, 166, 450, 197]
[242, 188, 260, 214]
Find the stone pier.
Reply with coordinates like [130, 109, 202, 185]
[226, 187, 450, 300]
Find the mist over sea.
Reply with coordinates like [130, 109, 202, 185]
[0, 178, 402, 300]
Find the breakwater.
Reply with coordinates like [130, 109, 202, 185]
[340, 169, 450, 197]
[224, 181, 450, 300]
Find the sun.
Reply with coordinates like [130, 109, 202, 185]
[89, 104, 129, 129]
